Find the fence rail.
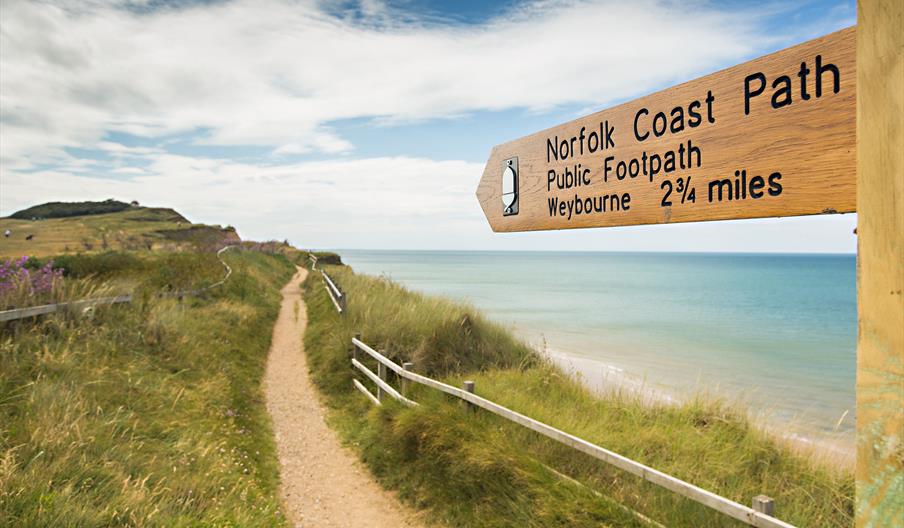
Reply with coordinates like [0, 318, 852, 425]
[1, 245, 237, 323]
[0, 294, 133, 322]
[320, 269, 346, 315]
[350, 336, 794, 528]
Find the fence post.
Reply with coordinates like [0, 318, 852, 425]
[402, 362, 413, 397]
[752, 495, 775, 517]
[462, 380, 476, 413]
[377, 363, 388, 402]
[339, 290, 347, 314]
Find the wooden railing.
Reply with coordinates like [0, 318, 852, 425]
[1, 246, 237, 322]
[350, 336, 792, 528]
[0, 294, 133, 322]
[159, 245, 235, 299]
[320, 269, 346, 315]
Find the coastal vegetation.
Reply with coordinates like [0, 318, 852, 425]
[303, 262, 854, 527]
[0, 247, 295, 526]
[0, 200, 854, 527]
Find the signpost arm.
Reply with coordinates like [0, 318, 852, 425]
[855, 1, 904, 526]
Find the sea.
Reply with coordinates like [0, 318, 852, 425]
[338, 250, 857, 452]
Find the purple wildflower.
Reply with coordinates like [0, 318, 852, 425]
[0, 257, 64, 307]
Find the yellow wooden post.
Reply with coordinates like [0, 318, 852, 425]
[856, 1, 903, 526]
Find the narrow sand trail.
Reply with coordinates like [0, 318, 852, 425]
[264, 267, 423, 527]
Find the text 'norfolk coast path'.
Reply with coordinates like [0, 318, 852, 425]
[476, 27, 855, 232]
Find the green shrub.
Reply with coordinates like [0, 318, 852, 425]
[310, 251, 343, 266]
[9, 200, 132, 220]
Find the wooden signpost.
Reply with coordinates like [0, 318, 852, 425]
[477, 3, 902, 525]
[477, 27, 856, 232]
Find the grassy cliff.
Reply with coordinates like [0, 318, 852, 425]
[1, 202, 237, 258]
[303, 263, 854, 527]
[0, 249, 295, 526]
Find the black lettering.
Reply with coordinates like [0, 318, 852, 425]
[634, 109, 649, 141]
[687, 140, 701, 168]
[603, 156, 614, 182]
[649, 153, 662, 179]
[652, 112, 668, 137]
[687, 100, 702, 127]
[768, 172, 783, 196]
[604, 120, 616, 149]
[709, 179, 733, 202]
[669, 106, 685, 133]
[749, 175, 765, 198]
[663, 150, 675, 173]
[744, 72, 766, 115]
[661, 180, 672, 207]
[798, 61, 811, 101]
[815, 55, 840, 97]
[547, 137, 558, 163]
[771, 75, 793, 109]
[705, 90, 715, 123]
[547, 170, 556, 191]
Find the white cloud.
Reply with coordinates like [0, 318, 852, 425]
[0, 153, 488, 245]
[0, 151, 857, 253]
[1, 0, 767, 165]
[0, 0, 856, 252]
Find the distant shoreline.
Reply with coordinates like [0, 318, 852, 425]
[340, 248, 857, 471]
[540, 345, 855, 470]
[334, 247, 857, 257]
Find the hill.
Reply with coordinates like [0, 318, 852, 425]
[1, 201, 238, 257]
[8, 199, 156, 220]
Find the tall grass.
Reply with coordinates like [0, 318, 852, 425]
[0, 249, 295, 526]
[303, 264, 854, 527]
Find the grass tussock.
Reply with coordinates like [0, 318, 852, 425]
[0, 249, 295, 527]
[303, 264, 854, 527]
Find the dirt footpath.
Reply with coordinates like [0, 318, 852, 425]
[264, 267, 422, 527]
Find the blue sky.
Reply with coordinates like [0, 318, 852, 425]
[0, 0, 857, 252]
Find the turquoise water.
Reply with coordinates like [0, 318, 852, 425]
[339, 250, 857, 445]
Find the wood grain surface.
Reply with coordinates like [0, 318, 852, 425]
[476, 27, 855, 232]
[854, 1, 902, 526]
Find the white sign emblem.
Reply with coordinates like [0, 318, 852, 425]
[502, 157, 518, 216]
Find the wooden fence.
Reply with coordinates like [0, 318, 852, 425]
[350, 336, 792, 528]
[1, 245, 237, 322]
[320, 268, 346, 315]
[159, 245, 235, 299]
[0, 294, 133, 322]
